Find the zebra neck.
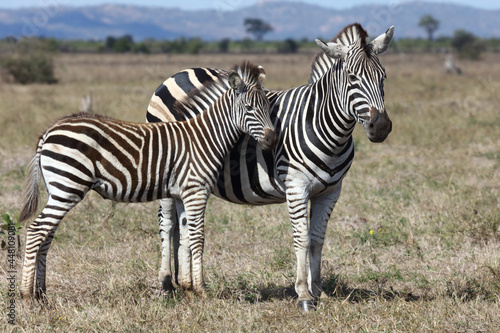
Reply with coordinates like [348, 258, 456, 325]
[186, 91, 241, 166]
[306, 68, 356, 153]
[309, 53, 337, 84]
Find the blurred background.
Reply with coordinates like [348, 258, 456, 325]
[0, 0, 498, 60]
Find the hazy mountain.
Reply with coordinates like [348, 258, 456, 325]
[0, 1, 498, 41]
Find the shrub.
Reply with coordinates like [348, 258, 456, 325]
[186, 38, 203, 54]
[112, 35, 134, 53]
[132, 42, 151, 54]
[2, 53, 58, 84]
[278, 38, 299, 53]
[218, 38, 230, 53]
[451, 29, 486, 60]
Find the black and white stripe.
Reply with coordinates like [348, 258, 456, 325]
[146, 24, 394, 309]
[18, 61, 276, 300]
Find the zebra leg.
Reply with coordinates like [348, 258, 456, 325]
[172, 205, 180, 286]
[34, 227, 58, 300]
[20, 196, 79, 300]
[175, 199, 193, 290]
[158, 198, 177, 291]
[21, 220, 46, 300]
[285, 186, 314, 310]
[172, 201, 181, 286]
[183, 191, 209, 294]
[308, 184, 342, 299]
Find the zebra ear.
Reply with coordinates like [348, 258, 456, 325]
[228, 70, 244, 93]
[257, 65, 266, 86]
[315, 39, 348, 60]
[369, 26, 394, 55]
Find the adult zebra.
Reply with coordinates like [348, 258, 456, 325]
[18, 61, 276, 300]
[147, 23, 394, 310]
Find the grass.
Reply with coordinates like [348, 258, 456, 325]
[1, 52, 500, 331]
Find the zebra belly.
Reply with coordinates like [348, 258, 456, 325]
[210, 134, 354, 206]
[213, 172, 286, 205]
[91, 166, 185, 203]
[212, 136, 286, 205]
[211, 158, 347, 206]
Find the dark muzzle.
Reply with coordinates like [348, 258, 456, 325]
[364, 107, 392, 143]
[259, 128, 278, 151]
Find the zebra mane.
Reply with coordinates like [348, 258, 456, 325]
[309, 23, 369, 84]
[171, 61, 264, 117]
[47, 112, 108, 127]
[330, 23, 369, 48]
[230, 60, 266, 88]
[40, 112, 124, 141]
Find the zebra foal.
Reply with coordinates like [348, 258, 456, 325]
[18, 61, 277, 300]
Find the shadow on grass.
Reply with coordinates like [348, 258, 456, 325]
[321, 273, 425, 303]
[206, 273, 428, 304]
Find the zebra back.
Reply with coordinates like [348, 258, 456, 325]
[148, 67, 228, 123]
[148, 61, 268, 123]
[169, 61, 267, 122]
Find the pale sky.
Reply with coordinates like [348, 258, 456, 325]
[1, 0, 498, 10]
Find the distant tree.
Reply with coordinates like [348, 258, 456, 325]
[451, 29, 485, 60]
[113, 35, 134, 53]
[418, 15, 440, 41]
[240, 38, 253, 51]
[187, 38, 204, 54]
[244, 18, 273, 41]
[5, 36, 17, 44]
[219, 38, 230, 53]
[45, 38, 59, 53]
[159, 41, 170, 53]
[169, 38, 188, 53]
[278, 38, 299, 53]
[105, 36, 116, 50]
[451, 30, 475, 50]
[132, 42, 151, 54]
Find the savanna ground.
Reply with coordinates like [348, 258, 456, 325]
[0, 51, 499, 332]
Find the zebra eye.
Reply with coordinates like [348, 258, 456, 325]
[348, 74, 358, 82]
[245, 105, 254, 112]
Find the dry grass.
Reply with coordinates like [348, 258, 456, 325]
[1, 52, 500, 332]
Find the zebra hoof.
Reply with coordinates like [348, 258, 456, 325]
[161, 276, 175, 292]
[35, 290, 49, 304]
[298, 300, 316, 312]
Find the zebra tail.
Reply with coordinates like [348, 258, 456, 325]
[19, 144, 42, 222]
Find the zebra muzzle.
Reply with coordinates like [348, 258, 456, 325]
[364, 107, 392, 143]
[259, 128, 278, 151]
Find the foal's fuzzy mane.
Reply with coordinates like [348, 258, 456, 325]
[229, 60, 266, 88]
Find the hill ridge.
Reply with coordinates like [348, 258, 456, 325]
[0, 1, 498, 40]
